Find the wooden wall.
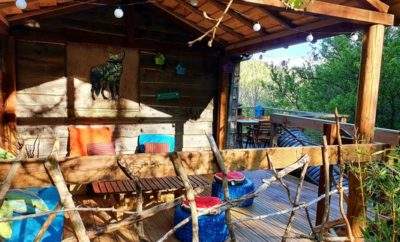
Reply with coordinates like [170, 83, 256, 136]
[15, 40, 218, 157]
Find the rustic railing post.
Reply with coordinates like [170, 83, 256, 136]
[315, 124, 337, 225]
[349, 23, 385, 240]
[1, 37, 17, 153]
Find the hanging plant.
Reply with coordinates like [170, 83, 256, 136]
[281, 0, 313, 10]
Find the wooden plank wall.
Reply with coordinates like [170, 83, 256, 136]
[15, 41, 218, 157]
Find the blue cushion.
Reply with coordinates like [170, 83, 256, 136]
[5, 186, 64, 242]
[138, 134, 175, 152]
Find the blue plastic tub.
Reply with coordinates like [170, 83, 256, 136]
[5, 186, 64, 242]
[174, 205, 228, 242]
[212, 178, 255, 207]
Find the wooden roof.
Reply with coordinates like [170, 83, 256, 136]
[0, 0, 397, 54]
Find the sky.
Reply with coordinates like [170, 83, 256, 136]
[251, 41, 320, 67]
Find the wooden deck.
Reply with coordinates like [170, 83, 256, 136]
[65, 170, 342, 241]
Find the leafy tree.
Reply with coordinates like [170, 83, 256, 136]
[238, 60, 271, 108]
[259, 27, 400, 129]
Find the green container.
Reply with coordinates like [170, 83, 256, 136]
[156, 91, 180, 101]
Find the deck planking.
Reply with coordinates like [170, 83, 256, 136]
[65, 170, 343, 241]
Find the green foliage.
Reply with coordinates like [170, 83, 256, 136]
[245, 27, 400, 129]
[361, 148, 400, 242]
[239, 60, 272, 108]
[281, 0, 312, 10]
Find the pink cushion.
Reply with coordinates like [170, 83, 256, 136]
[182, 196, 222, 212]
[87, 143, 116, 156]
[214, 171, 245, 183]
[144, 143, 169, 153]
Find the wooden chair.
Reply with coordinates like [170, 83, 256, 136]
[245, 120, 271, 148]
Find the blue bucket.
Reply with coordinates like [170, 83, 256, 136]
[174, 205, 228, 242]
[212, 178, 255, 207]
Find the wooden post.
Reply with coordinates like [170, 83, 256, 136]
[1, 37, 17, 153]
[348, 24, 385, 239]
[315, 124, 337, 226]
[216, 58, 232, 149]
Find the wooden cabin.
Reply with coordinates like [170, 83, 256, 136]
[0, 0, 399, 241]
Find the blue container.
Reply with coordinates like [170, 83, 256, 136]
[174, 205, 228, 242]
[5, 186, 64, 242]
[254, 105, 265, 118]
[212, 178, 255, 207]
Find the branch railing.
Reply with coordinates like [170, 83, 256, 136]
[0, 140, 389, 241]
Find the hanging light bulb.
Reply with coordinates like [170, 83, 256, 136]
[350, 32, 359, 42]
[306, 33, 314, 43]
[253, 22, 261, 32]
[15, 0, 27, 10]
[189, 0, 198, 6]
[114, 6, 124, 18]
[259, 54, 263, 60]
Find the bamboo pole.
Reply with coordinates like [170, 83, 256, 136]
[335, 109, 354, 242]
[44, 140, 89, 242]
[170, 153, 199, 242]
[117, 158, 149, 242]
[206, 134, 236, 242]
[34, 203, 62, 242]
[320, 136, 331, 232]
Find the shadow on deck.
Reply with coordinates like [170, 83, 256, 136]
[65, 170, 341, 242]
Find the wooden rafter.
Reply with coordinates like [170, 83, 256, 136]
[151, 1, 227, 45]
[226, 19, 342, 53]
[0, 13, 9, 34]
[364, 0, 389, 13]
[258, 7, 295, 29]
[7, 0, 98, 24]
[175, 0, 244, 39]
[212, 0, 268, 35]
[240, 0, 394, 25]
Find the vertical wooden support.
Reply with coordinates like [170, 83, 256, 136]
[216, 59, 232, 149]
[206, 134, 236, 242]
[45, 141, 90, 242]
[1, 37, 17, 152]
[170, 154, 199, 242]
[315, 124, 337, 226]
[349, 24, 385, 239]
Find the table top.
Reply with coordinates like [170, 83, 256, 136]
[237, 119, 261, 124]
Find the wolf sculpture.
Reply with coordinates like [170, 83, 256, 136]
[90, 51, 125, 100]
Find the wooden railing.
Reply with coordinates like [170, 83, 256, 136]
[270, 113, 400, 146]
[0, 143, 387, 188]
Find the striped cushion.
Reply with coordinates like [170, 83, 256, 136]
[144, 143, 169, 154]
[87, 143, 116, 156]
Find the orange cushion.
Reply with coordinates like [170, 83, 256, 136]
[68, 127, 113, 156]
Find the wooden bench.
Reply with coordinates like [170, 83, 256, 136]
[91, 175, 210, 195]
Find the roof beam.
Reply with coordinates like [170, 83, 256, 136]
[257, 7, 295, 29]
[151, 1, 227, 45]
[364, 0, 389, 13]
[226, 19, 344, 53]
[7, 0, 98, 25]
[240, 0, 394, 25]
[0, 14, 9, 34]
[174, 0, 244, 39]
[212, 0, 268, 35]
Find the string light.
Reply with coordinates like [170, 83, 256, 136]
[15, 0, 27, 10]
[114, 6, 124, 18]
[306, 33, 314, 43]
[350, 32, 359, 42]
[189, 0, 198, 6]
[253, 22, 261, 32]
